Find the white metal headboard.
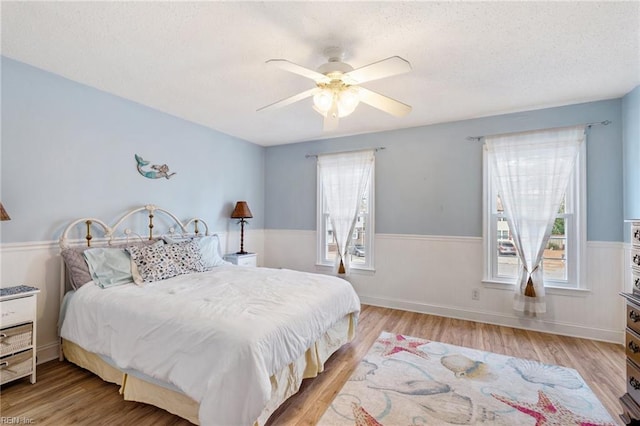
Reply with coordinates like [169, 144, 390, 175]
[59, 204, 209, 249]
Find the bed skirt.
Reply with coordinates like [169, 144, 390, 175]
[61, 313, 356, 425]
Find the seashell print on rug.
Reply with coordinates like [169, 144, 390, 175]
[318, 331, 615, 425]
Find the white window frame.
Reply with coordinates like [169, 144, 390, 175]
[482, 142, 586, 290]
[316, 162, 375, 271]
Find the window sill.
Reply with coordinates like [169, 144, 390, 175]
[315, 263, 376, 275]
[481, 279, 591, 296]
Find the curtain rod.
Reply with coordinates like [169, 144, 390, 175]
[466, 120, 612, 142]
[305, 146, 386, 159]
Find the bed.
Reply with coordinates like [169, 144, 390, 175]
[57, 205, 360, 426]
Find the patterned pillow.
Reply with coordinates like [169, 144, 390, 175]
[164, 240, 206, 274]
[163, 235, 228, 269]
[126, 241, 180, 283]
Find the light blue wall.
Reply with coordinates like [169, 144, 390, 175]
[623, 85, 640, 221]
[1, 56, 628, 244]
[0, 57, 265, 243]
[265, 99, 623, 242]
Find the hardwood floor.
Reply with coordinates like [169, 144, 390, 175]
[0, 305, 625, 425]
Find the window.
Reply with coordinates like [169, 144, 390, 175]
[483, 142, 585, 289]
[317, 160, 374, 270]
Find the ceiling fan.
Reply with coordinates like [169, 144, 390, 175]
[258, 47, 412, 131]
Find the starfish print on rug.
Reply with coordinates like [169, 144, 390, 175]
[376, 333, 430, 359]
[492, 390, 615, 426]
[351, 402, 383, 426]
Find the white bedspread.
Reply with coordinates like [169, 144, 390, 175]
[61, 265, 360, 426]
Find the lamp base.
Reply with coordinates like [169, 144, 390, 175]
[236, 250, 249, 255]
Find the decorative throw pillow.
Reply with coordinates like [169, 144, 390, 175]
[126, 241, 180, 283]
[163, 234, 228, 269]
[83, 248, 134, 288]
[61, 248, 93, 290]
[164, 240, 206, 274]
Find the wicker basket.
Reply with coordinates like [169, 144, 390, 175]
[0, 323, 32, 356]
[0, 349, 33, 385]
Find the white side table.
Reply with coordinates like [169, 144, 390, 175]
[224, 252, 257, 267]
[1, 285, 40, 385]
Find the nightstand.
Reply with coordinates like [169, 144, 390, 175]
[1, 285, 40, 385]
[224, 252, 257, 267]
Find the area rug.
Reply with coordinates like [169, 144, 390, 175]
[318, 331, 615, 425]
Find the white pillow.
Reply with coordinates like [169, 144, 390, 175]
[198, 235, 229, 268]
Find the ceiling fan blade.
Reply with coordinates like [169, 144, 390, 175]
[257, 88, 319, 112]
[344, 56, 411, 84]
[323, 101, 339, 131]
[266, 59, 330, 83]
[358, 87, 412, 117]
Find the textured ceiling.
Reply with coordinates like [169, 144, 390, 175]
[2, 1, 639, 146]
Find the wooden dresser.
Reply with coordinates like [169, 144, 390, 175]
[621, 220, 640, 424]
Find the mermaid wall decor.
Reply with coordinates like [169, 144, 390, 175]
[135, 154, 176, 179]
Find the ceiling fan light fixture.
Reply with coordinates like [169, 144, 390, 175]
[313, 86, 360, 118]
[313, 89, 334, 113]
[338, 87, 360, 115]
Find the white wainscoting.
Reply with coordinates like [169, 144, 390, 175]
[1, 240, 62, 364]
[0, 230, 265, 364]
[0, 230, 622, 363]
[264, 230, 626, 344]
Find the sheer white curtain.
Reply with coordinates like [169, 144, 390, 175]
[486, 125, 585, 314]
[318, 150, 374, 275]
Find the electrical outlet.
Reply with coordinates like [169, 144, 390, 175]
[472, 289, 480, 300]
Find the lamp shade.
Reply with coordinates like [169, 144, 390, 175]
[0, 203, 10, 221]
[231, 201, 253, 219]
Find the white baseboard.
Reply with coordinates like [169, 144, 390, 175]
[36, 341, 60, 365]
[359, 295, 624, 344]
